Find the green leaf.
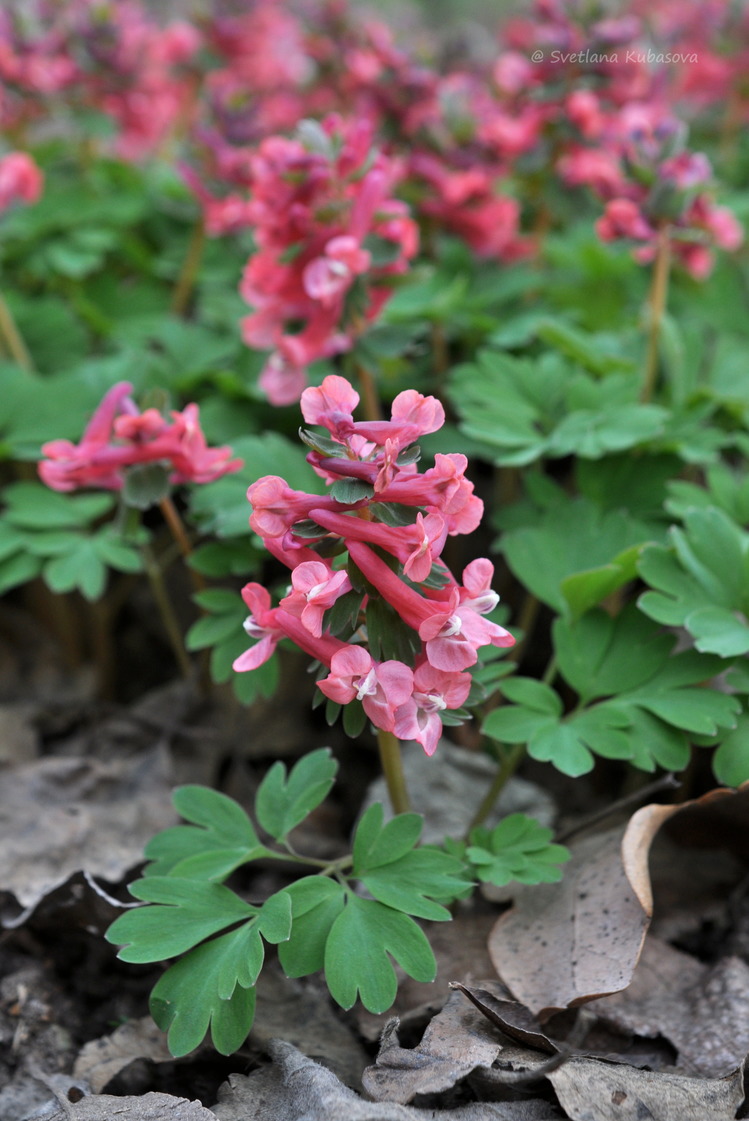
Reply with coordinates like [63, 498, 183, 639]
[553, 605, 674, 704]
[255, 749, 338, 841]
[499, 677, 562, 715]
[150, 929, 257, 1057]
[482, 706, 557, 744]
[144, 786, 266, 878]
[467, 814, 570, 886]
[685, 606, 749, 657]
[43, 540, 107, 601]
[499, 493, 658, 614]
[4, 482, 113, 529]
[638, 507, 749, 656]
[122, 462, 172, 510]
[106, 878, 256, 962]
[324, 895, 436, 1012]
[352, 803, 423, 871]
[359, 848, 469, 920]
[278, 878, 346, 978]
[329, 478, 375, 504]
[560, 544, 642, 620]
[186, 611, 243, 651]
[527, 722, 595, 777]
[713, 716, 749, 786]
[257, 891, 293, 944]
[365, 596, 420, 664]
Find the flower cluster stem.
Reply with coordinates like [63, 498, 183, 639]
[0, 291, 35, 373]
[641, 225, 671, 404]
[377, 728, 411, 814]
[171, 218, 205, 318]
[142, 543, 193, 679]
[159, 496, 206, 594]
[466, 742, 525, 835]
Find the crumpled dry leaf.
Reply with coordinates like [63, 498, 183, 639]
[361, 989, 502, 1103]
[252, 964, 370, 1087]
[212, 1040, 556, 1121]
[450, 982, 565, 1055]
[488, 827, 647, 1018]
[42, 1090, 216, 1120]
[547, 1055, 746, 1121]
[73, 1016, 176, 1094]
[488, 785, 747, 1017]
[0, 745, 174, 917]
[592, 935, 749, 1078]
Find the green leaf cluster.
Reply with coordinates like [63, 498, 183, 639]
[0, 482, 143, 599]
[105, 753, 471, 1057]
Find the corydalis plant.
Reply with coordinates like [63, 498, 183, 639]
[234, 374, 515, 765]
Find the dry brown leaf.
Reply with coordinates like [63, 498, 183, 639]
[593, 936, 749, 1078]
[547, 1055, 745, 1121]
[252, 964, 370, 1087]
[0, 746, 174, 916]
[488, 785, 748, 1017]
[361, 989, 502, 1103]
[450, 982, 559, 1054]
[73, 1016, 176, 1094]
[212, 1041, 556, 1121]
[488, 827, 647, 1017]
[43, 1090, 216, 1120]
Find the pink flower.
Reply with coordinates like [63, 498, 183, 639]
[309, 507, 447, 585]
[0, 152, 43, 209]
[595, 198, 653, 243]
[393, 663, 472, 756]
[280, 561, 352, 637]
[318, 646, 413, 732]
[300, 374, 360, 435]
[378, 454, 484, 536]
[247, 476, 360, 538]
[233, 584, 285, 671]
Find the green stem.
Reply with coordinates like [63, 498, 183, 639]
[641, 225, 671, 404]
[466, 743, 525, 835]
[356, 361, 382, 421]
[142, 543, 193, 680]
[171, 217, 206, 318]
[0, 291, 35, 373]
[377, 728, 411, 814]
[159, 495, 206, 594]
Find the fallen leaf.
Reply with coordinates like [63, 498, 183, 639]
[488, 827, 647, 1017]
[593, 936, 749, 1078]
[488, 785, 748, 1017]
[212, 1040, 557, 1120]
[547, 1055, 745, 1121]
[252, 964, 370, 1087]
[73, 1016, 175, 1094]
[450, 982, 559, 1054]
[361, 989, 502, 1103]
[43, 1090, 216, 1120]
[0, 746, 175, 917]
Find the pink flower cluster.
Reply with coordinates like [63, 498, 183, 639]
[234, 375, 515, 756]
[0, 151, 42, 211]
[558, 104, 743, 278]
[238, 116, 418, 406]
[0, 0, 200, 159]
[38, 381, 242, 493]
